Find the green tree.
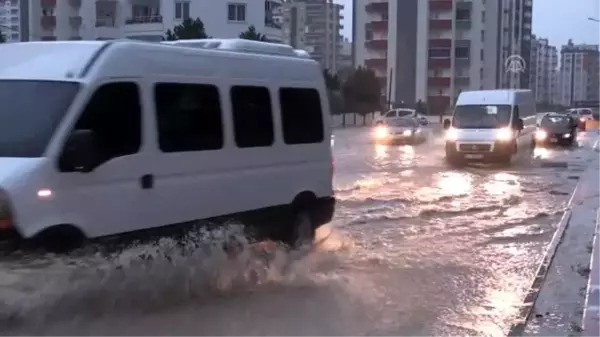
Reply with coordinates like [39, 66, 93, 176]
[239, 25, 267, 41]
[342, 67, 382, 124]
[164, 18, 208, 41]
[0, 33, 5, 43]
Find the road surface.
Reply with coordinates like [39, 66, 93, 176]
[0, 128, 597, 336]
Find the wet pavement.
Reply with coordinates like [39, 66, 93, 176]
[0, 128, 598, 336]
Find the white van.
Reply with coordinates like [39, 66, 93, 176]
[442, 89, 536, 166]
[0, 39, 335, 251]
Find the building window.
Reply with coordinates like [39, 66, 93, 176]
[228, 3, 246, 22]
[175, 1, 190, 20]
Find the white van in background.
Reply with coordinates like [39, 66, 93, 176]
[0, 39, 335, 252]
[442, 89, 536, 166]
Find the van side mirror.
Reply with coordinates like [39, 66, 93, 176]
[59, 130, 101, 173]
[443, 119, 451, 130]
[515, 118, 524, 130]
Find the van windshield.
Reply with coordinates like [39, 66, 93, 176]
[452, 105, 512, 129]
[0, 80, 79, 157]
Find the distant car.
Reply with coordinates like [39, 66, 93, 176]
[372, 118, 428, 144]
[375, 108, 430, 126]
[567, 108, 594, 130]
[533, 112, 577, 147]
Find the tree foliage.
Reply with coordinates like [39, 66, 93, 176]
[164, 18, 208, 40]
[239, 25, 267, 41]
[0, 33, 5, 43]
[342, 66, 382, 114]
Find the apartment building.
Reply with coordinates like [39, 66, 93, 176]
[530, 36, 559, 104]
[353, 0, 498, 112]
[558, 41, 600, 106]
[26, 0, 283, 42]
[496, 0, 533, 89]
[0, 0, 22, 41]
[280, 0, 343, 73]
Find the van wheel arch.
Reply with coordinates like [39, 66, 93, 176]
[32, 224, 86, 253]
[286, 191, 318, 247]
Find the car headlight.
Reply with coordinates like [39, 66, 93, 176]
[445, 127, 458, 141]
[563, 133, 571, 138]
[535, 130, 548, 141]
[403, 130, 412, 136]
[496, 127, 513, 141]
[374, 126, 389, 139]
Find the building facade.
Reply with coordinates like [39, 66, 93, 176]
[280, 0, 343, 73]
[352, 0, 533, 112]
[558, 41, 600, 106]
[0, 0, 22, 41]
[530, 36, 559, 104]
[25, 0, 283, 42]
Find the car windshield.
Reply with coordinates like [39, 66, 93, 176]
[580, 109, 592, 115]
[0, 80, 80, 157]
[389, 119, 417, 127]
[541, 115, 570, 127]
[396, 110, 414, 117]
[452, 105, 512, 129]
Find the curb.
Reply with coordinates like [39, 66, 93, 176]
[507, 210, 574, 336]
[507, 176, 583, 336]
[582, 208, 600, 336]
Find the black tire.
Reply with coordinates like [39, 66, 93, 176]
[288, 209, 316, 248]
[496, 153, 512, 167]
[33, 225, 85, 254]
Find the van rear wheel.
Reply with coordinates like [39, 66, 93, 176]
[33, 225, 85, 254]
[287, 209, 316, 248]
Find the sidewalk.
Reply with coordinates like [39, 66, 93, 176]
[511, 136, 600, 336]
[582, 209, 599, 336]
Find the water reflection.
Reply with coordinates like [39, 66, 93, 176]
[437, 171, 473, 196]
[374, 144, 389, 160]
[483, 173, 519, 196]
[533, 147, 550, 159]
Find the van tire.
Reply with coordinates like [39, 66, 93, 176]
[445, 155, 464, 168]
[289, 210, 315, 248]
[33, 225, 85, 254]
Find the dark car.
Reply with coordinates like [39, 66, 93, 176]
[533, 113, 578, 147]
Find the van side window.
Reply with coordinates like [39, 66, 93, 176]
[154, 83, 223, 152]
[230, 86, 274, 148]
[62, 82, 141, 170]
[279, 88, 324, 144]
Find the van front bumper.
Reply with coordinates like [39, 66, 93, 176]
[445, 140, 514, 161]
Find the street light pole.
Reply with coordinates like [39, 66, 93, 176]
[589, 17, 600, 23]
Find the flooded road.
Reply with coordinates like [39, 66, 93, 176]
[1, 128, 597, 336]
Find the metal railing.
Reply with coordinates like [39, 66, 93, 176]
[125, 15, 163, 25]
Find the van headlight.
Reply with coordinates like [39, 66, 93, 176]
[0, 191, 13, 230]
[496, 127, 513, 141]
[445, 127, 458, 141]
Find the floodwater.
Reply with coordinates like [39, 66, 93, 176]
[0, 128, 597, 336]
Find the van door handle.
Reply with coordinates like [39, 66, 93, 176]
[140, 174, 154, 189]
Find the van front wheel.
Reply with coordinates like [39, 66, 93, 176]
[287, 209, 316, 248]
[33, 225, 85, 254]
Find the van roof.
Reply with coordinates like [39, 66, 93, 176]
[0, 41, 108, 81]
[0, 39, 320, 82]
[456, 89, 532, 105]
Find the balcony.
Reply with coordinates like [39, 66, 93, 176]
[428, 58, 451, 68]
[366, 21, 388, 31]
[365, 2, 387, 13]
[69, 16, 82, 27]
[429, 39, 451, 48]
[429, 0, 453, 11]
[40, 0, 56, 6]
[365, 58, 387, 69]
[455, 19, 471, 29]
[123, 15, 164, 37]
[428, 77, 451, 87]
[68, 0, 81, 7]
[429, 19, 452, 30]
[40, 16, 56, 29]
[455, 77, 470, 87]
[365, 39, 387, 50]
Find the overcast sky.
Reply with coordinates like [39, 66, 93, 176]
[335, 0, 600, 48]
